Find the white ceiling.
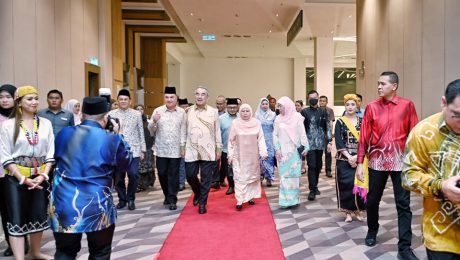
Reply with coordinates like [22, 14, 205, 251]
[162, 0, 356, 60]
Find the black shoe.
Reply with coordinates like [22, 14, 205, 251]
[193, 195, 200, 206]
[163, 198, 170, 205]
[365, 233, 377, 247]
[220, 182, 227, 187]
[397, 249, 419, 260]
[179, 185, 185, 191]
[315, 189, 321, 195]
[266, 179, 272, 187]
[326, 171, 333, 178]
[169, 203, 177, 210]
[308, 191, 316, 201]
[225, 187, 235, 195]
[236, 204, 243, 210]
[248, 199, 255, 205]
[116, 201, 126, 209]
[3, 247, 12, 257]
[211, 183, 220, 189]
[128, 200, 135, 210]
[199, 204, 207, 214]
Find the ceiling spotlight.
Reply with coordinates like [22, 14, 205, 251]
[276, 13, 279, 17]
[198, 30, 201, 33]
[348, 15, 352, 18]
[330, 30, 334, 34]
[190, 12, 194, 16]
[269, 30, 272, 33]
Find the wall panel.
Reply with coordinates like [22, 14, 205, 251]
[55, 0, 72, 96]
[403, 0, 422, 115]
[445, 0, 460, 86]
[421, 0, 444, 117]
[13, 0, 37, 86]
[36, 0, 56, 93]
[0, 0, 14, 83]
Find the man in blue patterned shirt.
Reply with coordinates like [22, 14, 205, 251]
[49, 97, 132, 259]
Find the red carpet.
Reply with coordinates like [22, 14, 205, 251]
[156, 187, 285, 260]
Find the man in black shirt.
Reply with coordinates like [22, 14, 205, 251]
[300, 90, 332, 201]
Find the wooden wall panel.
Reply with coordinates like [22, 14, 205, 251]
[403, 0, 422, 116]
[445, 0, 460, 86]
[112, 0, 124, 92]
[0, 0, 14, 83]
[388, 0, 404, 90]
[13, 0, 37, 86]
[141, 37, 166, 114]
[55, 0, 72, 95]
[36, 0, 56, 93]
[422, 0, 445, 117]
[70, 0, 85, 97]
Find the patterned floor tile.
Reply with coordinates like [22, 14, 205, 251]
[0, 158, 427, 259]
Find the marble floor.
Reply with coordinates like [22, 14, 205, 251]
[0, 165, 427, 260]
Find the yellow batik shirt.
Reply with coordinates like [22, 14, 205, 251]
[402, 112, 460, 254]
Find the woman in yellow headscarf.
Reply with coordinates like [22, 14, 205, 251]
[334, 94, 366, 223]
[0, 86, 54, 259]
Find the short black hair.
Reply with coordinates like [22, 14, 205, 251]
[307, 90, 319, 96]
[319, 95, 328, 100]
[356, 94, 363, 101]
[380, 71, 399, 84]
[47, 89, 63, 99]
[445, 79, 460, 105]
[295, 100, 303, 106]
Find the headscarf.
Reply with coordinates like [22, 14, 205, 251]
[275, 96, 304, 144]
[232, 103, 259, 130]
[16, 85, 38, 99]
[255, 98, 276, 124]
[0, 84, 16, 117]
[344, 94, 359, 104]
[64, 99, 82, 125]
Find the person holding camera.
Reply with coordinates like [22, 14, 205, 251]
[109, 89, 146, 210]
[49, 96, 132, 259]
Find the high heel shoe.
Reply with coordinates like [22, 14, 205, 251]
[345, 214, 353, 223]
[355, 212, 364, 222]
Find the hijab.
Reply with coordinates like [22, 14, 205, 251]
[275, 96, 304, 144]
[64, 99, 82, 125]
[255, 98, 276, 124]
[232, 103, 260, 131]
[0, 84, 16, 117]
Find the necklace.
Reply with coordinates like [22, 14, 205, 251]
[20, 116, 39, 145]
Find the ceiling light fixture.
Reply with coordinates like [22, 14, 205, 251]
[348, 15, 352, 18]
[269, 30, 272, 33]
[276, 13, 279, 17]
[190, 12, 194, 16]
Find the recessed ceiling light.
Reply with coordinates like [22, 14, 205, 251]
[276, 13, 279, 17]
[190, 12, 194, 16]
[348, 15, 352, 18]
[330, 30, 334, 34]
[269, 30, 272, 33]
[198, 30, 201, 33]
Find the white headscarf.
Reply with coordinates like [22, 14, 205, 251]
[64, 99, 81, 125]
[255, 98, 276, 124]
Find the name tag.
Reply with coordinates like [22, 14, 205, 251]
[61, 117, 68, 121]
